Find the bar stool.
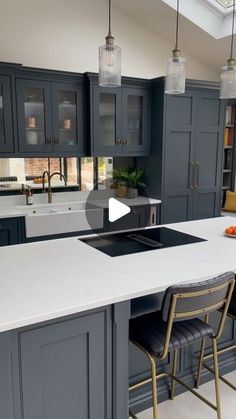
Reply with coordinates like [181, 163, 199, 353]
[196, 284, 236, 391]
[129, 272, 235, 419]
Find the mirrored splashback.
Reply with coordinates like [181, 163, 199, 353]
[0, 157, 113, 194]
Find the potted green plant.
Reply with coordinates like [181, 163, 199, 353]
[112, 168, 128, 198]
[121, 168, 145, 199]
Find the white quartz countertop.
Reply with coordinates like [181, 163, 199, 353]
[0, 196, 161, 219]
[0, 216, 236, 333]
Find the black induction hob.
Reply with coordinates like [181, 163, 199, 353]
[80, 227, 206, 257]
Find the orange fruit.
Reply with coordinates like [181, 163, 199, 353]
[225, 227, 234, 235]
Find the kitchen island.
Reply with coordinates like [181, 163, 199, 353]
[0, 216, 236, 419]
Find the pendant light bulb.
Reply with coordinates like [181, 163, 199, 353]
[220, 0, 236, 99]
[165, 0, 186, 95]
[99, 0, 121, 87]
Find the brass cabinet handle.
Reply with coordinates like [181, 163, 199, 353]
[194, 161, 200, 188]
[189, 161, 195, 189]
[46, 137, 51, 144]
[115, 139, 121, 145]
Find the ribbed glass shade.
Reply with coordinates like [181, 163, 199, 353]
[165, 56, 186, 95]
[220, 65, 236, 99]
[99, 44, 121, 87]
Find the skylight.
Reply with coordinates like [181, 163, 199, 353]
[217, 0, 233, 8]
[162, 0, 236, 39]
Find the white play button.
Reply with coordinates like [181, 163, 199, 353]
[108, 198, 131, 222]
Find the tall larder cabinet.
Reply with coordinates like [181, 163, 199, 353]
[138, 78, 225, 224]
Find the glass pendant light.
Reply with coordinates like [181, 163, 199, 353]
[99, 0, 121, 87]
[220, 0, 236, 99]
[165, 0, 186, 95]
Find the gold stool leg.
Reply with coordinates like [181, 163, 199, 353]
[149, 354, 158, 419]
[212, 338, 221, 419]
[196, 338, 206, 389]
[170, 349, 178, 400]
[129, 409, 138, 419]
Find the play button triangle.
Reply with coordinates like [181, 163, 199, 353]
[108, 198, 131, 222]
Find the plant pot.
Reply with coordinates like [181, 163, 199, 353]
[116, 183, 127, 198]
[127, 188, 138, 199]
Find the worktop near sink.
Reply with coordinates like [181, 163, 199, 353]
[0, 191, 161, 219]
[0, 192, 161, 240]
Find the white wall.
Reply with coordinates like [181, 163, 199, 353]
[0, 0, 218, 81]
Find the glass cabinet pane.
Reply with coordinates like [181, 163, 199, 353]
[0, 86, 5, 146]
[56, 90, 77, 146]
[24, 87, 46, 146]
[127, 95, 143, 145]
[99, 93, 116, 145]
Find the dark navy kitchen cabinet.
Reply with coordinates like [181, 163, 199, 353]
[0, 217, 23, 246]
[0, 303, 130, 419]
[105, 205, 158, 233]
[16, 77, 85, 156]
[0, 333, 15, 419]
[0, 75, 14, 153]
[138, 78, 225, 224]
[16, 78, 53, 153]
[87, 73, 150, 157]
[19, 309, 112, 419]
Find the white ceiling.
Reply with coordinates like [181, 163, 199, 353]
[113, 0, 236, 73]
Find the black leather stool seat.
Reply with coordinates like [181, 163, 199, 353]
[130, 311, 214, 357]
[228, 292, 236, 317]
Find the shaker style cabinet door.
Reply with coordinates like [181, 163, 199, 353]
[19, 310, 112, 419]
[0, 218, 21, 246]
[0, 75, 14, 153]
[162, 88, 224, 224]
[91, 85, 122, 156]
[16, 78, 53, 153]
[192, 90, 224, 220]
[51, 82, 84, 154]
[121, 88, 150, 155]
[162, 91, 196, 224]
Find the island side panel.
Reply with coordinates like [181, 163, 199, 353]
[0, 332, 15, 419]
[112, 301, 131, 419]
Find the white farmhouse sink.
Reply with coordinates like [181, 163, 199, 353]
[24, 201, 86, 215]
[24, 201, 103, 238]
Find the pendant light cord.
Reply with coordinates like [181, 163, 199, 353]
[108, 0, 112, 37]
[230, 0, 236, 60]
[175, 0, 180, 50]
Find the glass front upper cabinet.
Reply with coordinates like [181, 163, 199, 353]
[24, 87, 47, 147]
[0, 75, 14, 153]
[91, 84, 149, 156]
[51, 83, 84, 153]
[121, 88, 150, 154]
[16, 79, 84, 154]
[16, 79, 52, 152]
[92, 86, 122, 156]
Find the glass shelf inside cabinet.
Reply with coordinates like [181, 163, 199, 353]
[24, 88, 46, 146]
[0, 88, 5, 144]
[57, 90, 77, 146]
[127, 95, 143, 145]
[99, 93, 116, 146]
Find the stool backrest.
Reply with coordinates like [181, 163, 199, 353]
[159, 272, 235, 359]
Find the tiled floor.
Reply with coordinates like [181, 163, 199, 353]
[137, 371, 236, 419]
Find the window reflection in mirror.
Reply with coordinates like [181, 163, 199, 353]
[0, 157, 113, 193]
